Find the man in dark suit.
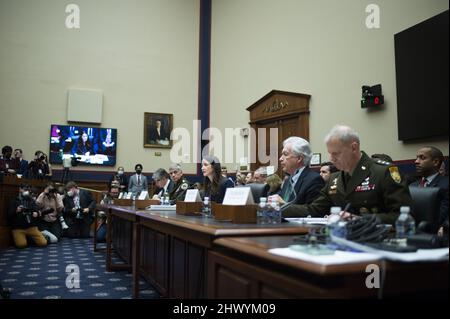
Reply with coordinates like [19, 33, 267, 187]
[149, 119, 169, 145]
[411, 146, 449, 233]
[63, 181, 97, 238]
[269, 136, 324, 207]
[0, 145, 20, 175]
[14, 149, 29, 178]
[151, 168, 175, 202]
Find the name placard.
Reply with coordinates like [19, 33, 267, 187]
[138, 191, 149, 200]
[125, 192, 132, 199]
[184, 189, 201, 202]
[223, 187, 254, 205]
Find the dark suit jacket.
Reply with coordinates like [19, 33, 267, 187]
[411, 174, 449, 225]
[18, 159, 29, 177]
[281, 167, 325, 205]
[63, 189, 97, 225]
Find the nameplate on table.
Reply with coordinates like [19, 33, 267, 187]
[138, 191, 149, 200]
[223, 187, 254, 205]
[184, 189, 201, 202]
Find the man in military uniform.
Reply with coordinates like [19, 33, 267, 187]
[168, 163, 191, 202]
[282, 125, 412, 225]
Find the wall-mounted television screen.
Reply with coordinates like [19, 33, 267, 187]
[394, 10, 449, 141]
[49, 124, 117, 166]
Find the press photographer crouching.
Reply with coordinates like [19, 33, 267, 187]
[36, 182, 65, 243]
[7, 184, 47, 248]
[63, 181, 96, 238]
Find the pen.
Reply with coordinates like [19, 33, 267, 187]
[343, 202, 351, 212]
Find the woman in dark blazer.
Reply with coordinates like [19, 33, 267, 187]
[201, 155, 234, 204]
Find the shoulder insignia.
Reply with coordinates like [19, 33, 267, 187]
[181, 183, 188, 190]
[389, 166, 402, 183]
[375, 159, 390, 166]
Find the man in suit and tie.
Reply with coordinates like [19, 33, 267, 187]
[269, 136, 324, 207]
[411, 146, 449, 233]
[128, 164, 148, 196]
[151, 168, 175, 202]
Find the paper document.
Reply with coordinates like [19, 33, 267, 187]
[269, 248, 380, 265]
[146, 205, 176, 211]
[285, 217, 328, 225]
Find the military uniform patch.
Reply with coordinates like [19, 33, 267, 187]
[181, 183, 188, 190]
[389, 166, 402, 183]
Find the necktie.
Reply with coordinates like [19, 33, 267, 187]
[419, 177, 427, 187]
[282, 178, 294, 202]
[138, 175, 141, 185]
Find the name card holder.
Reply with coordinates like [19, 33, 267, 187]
[135, 199, 160, 210]
[113, 198, 133, 206]
[213, 203, 258, 224]
[176, 201, 203, 216]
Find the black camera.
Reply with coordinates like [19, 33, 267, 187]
[41, 207, 55, 216]
[22, 209, 33, 224]
[75, 207, 84, 219]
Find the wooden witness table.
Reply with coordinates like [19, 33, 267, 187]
[209, 236, 449, 298]
[100, 204, 310, 298]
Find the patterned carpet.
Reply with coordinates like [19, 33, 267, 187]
[0, 238, 159, 299]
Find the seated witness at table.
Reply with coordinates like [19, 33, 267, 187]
[201, 155, 234, 204]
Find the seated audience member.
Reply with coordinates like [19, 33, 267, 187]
[0, 145, 20, 175]
[319, 161, 338, 182]
[411, 146, 449, 233]
[269, 137, 324, 207]
[235, 171, 247, 186]
[266, 174, 282, 196]
[96, 210, 107, 243]
[28, 151, 50, 180]
[282, 125, 412, 225]
[63, 181, 96, 238]
[221, 166, 235, 185]
[13, 148, 29, 178]
[128, 164, 148, 197]
[36, 182, 65, 243]
[101, 186, 120, 205]
[245, 172, 254, 184]
[168, 163, 191, 202]
[253, 167, 268, 184]
[201, 155, 234, 204]
[109, 166, 128, 192]
[8, 184, 47, 248]
[152, 168, 175, 201]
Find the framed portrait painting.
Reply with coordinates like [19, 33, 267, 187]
[144, 112, 173, 148]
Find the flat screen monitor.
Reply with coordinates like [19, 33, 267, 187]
[49, 124, 117, 166]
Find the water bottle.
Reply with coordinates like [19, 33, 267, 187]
[257, 198, 267, 224]
[326, 206, 342, 244]
[395, 206, 415, 239]
[163, 191, 170, 205]
[131, 195, 136, 209]
[265, 198, 274, 224]
[271, 200, 281, 224]
[202, 196, 212, 217]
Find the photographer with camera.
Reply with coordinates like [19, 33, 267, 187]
[28, 150, 51, 180]
[7, 184, 47, 248]
[36, 182, 65, 243]
[63, 181, 96, 238]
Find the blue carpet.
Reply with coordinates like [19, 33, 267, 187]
[0, 238, 159, 299]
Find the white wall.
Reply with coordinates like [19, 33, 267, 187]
[0, 0, 199, 174]
[210, 0, 449, 168]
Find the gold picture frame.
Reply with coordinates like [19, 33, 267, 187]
[143, 112, 173, 148]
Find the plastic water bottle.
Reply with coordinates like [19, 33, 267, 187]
[326, 206, 342, 243]
[131, 195, 136, 209]
[271, 200, 282, 224]
[163, 191, 170, 205]
[257, 198, 267, 224]
[202, 196, 211, 217]
[395, 206, 415, 239]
